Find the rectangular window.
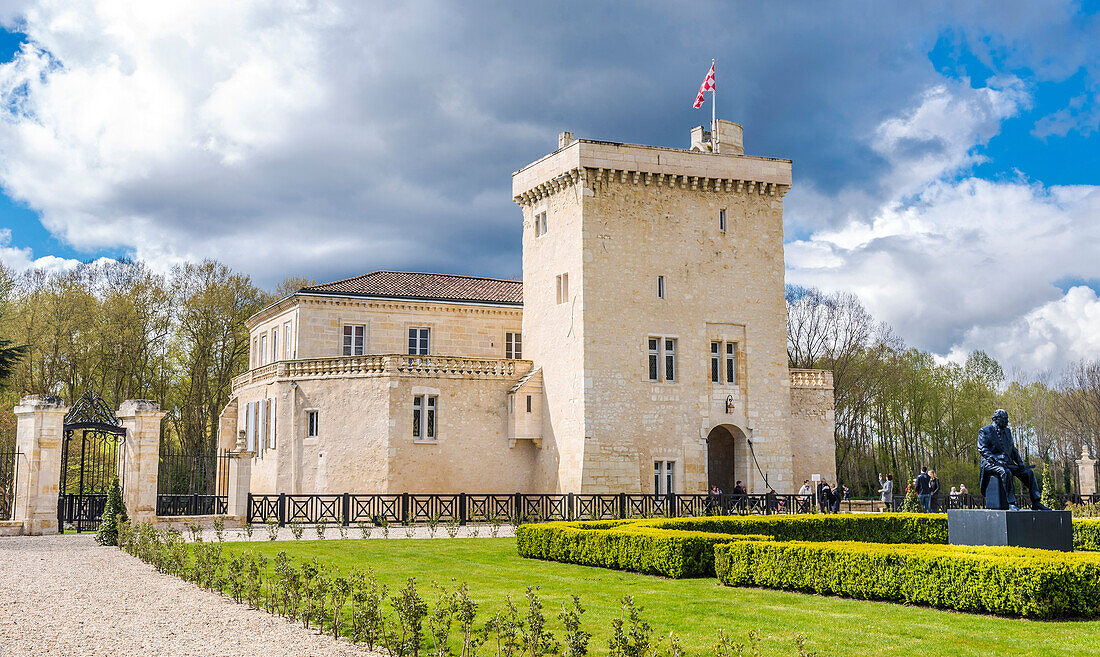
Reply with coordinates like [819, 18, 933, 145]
[258, 399, 267, 455]
[272, 328, 279, 362]
[664, 338, 676, 382]
[245, 402, 255, 452]
[654, 461, 675, 494]
[259, 334, 268, 365]
[266, 398, 275, 449]
[657, 276, 665, 299]
[526, 394, 532, 413]
[506, 332, 522, 359]
[408, 327, 430, 355]
[726, 342, 738, 385]
[252, 337, 258, 367]
[284, 321, 293, 359]
[556, 273, 569, 304]
[307, 410, 319, 438]
[719, 208, 727, 232]
[413, 395, 438, 440]
[648, 338, 659, 381]
[343, 325, 365, 356]
[534, 211, 547, 237]
[711, 342, 721, 383]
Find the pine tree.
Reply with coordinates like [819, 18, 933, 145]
[901, 482, 922, 513]
[1040, 463, 1060, 510]
[96, 477, 129, 546]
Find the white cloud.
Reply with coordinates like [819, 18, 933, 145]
[787, 81, 1100, 372]
[0, 227, 83, 272]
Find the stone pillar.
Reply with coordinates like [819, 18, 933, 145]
[227, 432, 255, 519]
[117, 400, 166, 523]
[12, 395, 69, 535]
[1078, 446, 1098, 496]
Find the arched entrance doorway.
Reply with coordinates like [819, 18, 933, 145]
[706, 425, 744, 493]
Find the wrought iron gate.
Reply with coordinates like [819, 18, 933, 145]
[58, 391, 126, 533]
[0, 450, 19, 520]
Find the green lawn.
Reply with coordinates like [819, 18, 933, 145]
[222, 537, 1098, 657]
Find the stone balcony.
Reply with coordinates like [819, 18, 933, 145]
[231, 354, 534, 393]
[789, 368, 834, 389]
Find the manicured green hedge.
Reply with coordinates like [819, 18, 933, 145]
[1075, 518, 1100, 551]
[636, 513, 948, 544]
[515, 521, 771, 578]
[715, 540, 1100, 618]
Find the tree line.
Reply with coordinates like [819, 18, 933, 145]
[787, 285, 1099, 496]
[0, 258, 310, 455]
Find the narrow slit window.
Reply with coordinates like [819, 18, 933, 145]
[719, 208, 727, 232]
[657, 276, 665, 299]
[259, 334, 268, 365]
[284, 321, 293, 359]
[272, 329, 279, 362]
[526, 395, 532, 413]
[307, 410, 319, 438]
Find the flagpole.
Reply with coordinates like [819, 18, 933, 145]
[711, 58, 717, 152]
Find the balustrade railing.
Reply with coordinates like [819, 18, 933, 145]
[232, 354, 530, 392]
[789, 368, 833, 388]
[247, 492, 824, 526]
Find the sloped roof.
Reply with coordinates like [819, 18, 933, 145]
[301, 270, 523, 306]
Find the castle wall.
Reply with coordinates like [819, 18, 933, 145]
[576, 171, 794, 493]
[789, 383, 837, 486]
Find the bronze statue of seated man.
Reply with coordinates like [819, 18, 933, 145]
[978, 409, 1050, 511]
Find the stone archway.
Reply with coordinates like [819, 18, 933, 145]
[706, 424, 746, 493]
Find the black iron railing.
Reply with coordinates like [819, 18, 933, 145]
[0, 451, 20, 521]
[58, 493, 107, 532]
[247, 492, 821, 526]
[156, 449, 230, 516]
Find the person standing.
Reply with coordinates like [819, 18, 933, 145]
[928, 470, 941, 512]
[817, 479, 830, 513]
[878, 474, 894, 512]
[916, 466, 932, 512]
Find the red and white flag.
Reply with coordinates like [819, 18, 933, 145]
[693, 62, 715, 108]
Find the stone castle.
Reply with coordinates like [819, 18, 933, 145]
[222, 120, 836, 495]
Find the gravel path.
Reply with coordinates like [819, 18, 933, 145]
[0, 533, 381, 657]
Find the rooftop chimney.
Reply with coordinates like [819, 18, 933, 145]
[558, 131, 574, 149]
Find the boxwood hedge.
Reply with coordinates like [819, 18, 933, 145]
[635, 514, 949, 544]
[515, 521, 771, 577]
[1075, 518, 1100, 551]
[714, 539, 1100, 618]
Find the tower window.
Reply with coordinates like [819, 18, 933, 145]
[556, 273, 569, 304]
[534, 211, 548, 237]
[719, 208, 727, 232]
[711, 342, 721, 383]
[307, 410, 319, 438]
[665, 339, 676, 382]
[657, 276, 665, 299]
[654, 461, 675, 494]
[413, 395, 437, 440]
[648, 338, 659, 381]
[726, 342, 738, 385]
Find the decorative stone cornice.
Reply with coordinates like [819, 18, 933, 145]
[514, 165, 789, 206]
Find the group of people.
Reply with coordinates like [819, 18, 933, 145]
[797, 479, 848, 513]
[876, 467, 969, 512]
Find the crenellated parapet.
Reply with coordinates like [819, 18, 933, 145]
[512, 129, 792, 207]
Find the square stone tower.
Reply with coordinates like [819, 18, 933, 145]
[513, 122, 799, 494]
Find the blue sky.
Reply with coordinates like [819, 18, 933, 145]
[0, 1, 1097, 372]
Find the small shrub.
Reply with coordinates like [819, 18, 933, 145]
[391, 578, 428, 657]
[901, 484, 922, 513]
[1040, 464, 1061, 510]
[489, 597, 522, 657]
[350, 570, 388, 649]
[522, 586, 556, 657]
[187, 522, 203, 543]
[404, 522, 417, 539]
[558, 596, 589, 657]
[290, 522, 305, 540]
[266, 517, 280, 541]
[428, 583, 457, 657]
[489, 513, 503, 538]
[469, 524, 481, 538]
[339, 524, 349, 540]
[243, 522, 254, 541]
[358, 521, 374, 539]
[446, 516, 461, 539]
[380, 516, 391, 539]
[608, 596, 651, 657]
[455, 582, 480, 657]
[95, 476, 128, 547]
[427, 511, 441, 538]
[315, 522, 327, 540]
[212, 516, 226, 543]
[330, 576, 351, 638]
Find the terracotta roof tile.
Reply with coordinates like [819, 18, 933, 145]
[301, 271, 523, 306]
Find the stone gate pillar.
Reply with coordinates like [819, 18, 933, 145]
[117, 400, 166, 523]
[12, 395, 69, 535]
[227, 431, 255, 520]
[1078, 446, 1098, 497]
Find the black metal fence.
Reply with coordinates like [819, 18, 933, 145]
[247, 492, 817, 526]
[840, 492, 1100, 513]
[156, 449, 230, 516]
[0, 451, 20, 521]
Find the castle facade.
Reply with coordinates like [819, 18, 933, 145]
[222, 121, 835, 495]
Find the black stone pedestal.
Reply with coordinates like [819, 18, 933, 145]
[947, 509, 1073, 551]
